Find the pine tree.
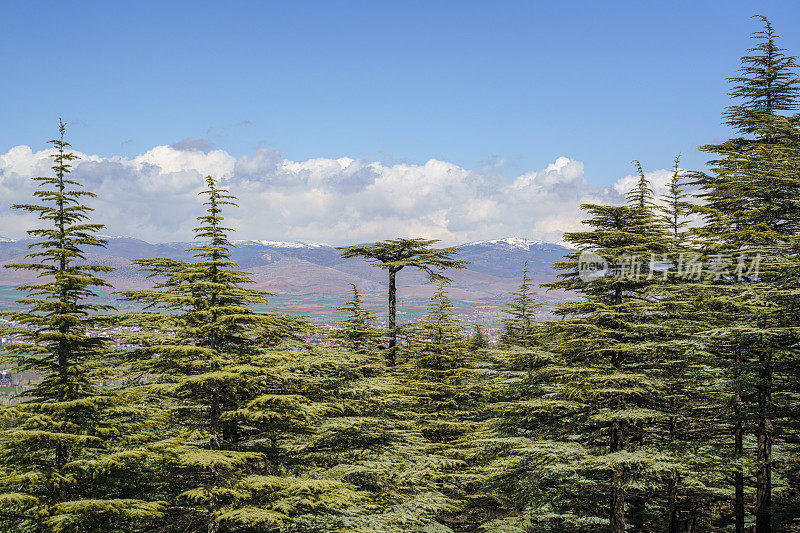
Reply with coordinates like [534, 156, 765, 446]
[755, 232, 800, 529]
[692, 16, 800, 531]
[628, 159, 657, 210]
[288, 342, 455, 532]
[468, 324, 490, 352]
[500, 262, 541, 350]
[331, 283, 384, 354]
[477, 336, 581, 532]
[118, 177, 364, 531]
[479, 166, 724, 531]
[538, 170, 672, 531]
[0, 121, 165, 531]
[407, 281, 472, 445]
[659, 155, 694, 247]
[337, 239, 468, 365]
[641, 167, 737, 530]
[400, 280, 491, 530]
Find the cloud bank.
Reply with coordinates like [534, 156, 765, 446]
[0, 144, 673, 245]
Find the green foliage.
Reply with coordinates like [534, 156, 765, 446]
[337, 239, 469, 279]
[331, 283, 384, 354]
[500, 262, 541, 348]
[628, 159, 657, 210]
[398, 281, 494, 530]
[658, 155, 694, 246]
[0, 122, 163, 532]
[4, 14, 800, 533]
[534, 169, 675, 531]
[689, 15, 800, 532]
[337, 238, 469, 365]
[116, 177, 365, 531]
[468, 325, 490, 352]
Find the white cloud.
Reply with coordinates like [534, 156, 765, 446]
[0, 143, 658, 245]
[613, 167, 677, 198]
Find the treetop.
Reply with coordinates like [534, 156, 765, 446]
[337, 237, 469, 279]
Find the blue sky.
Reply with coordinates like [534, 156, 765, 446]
[1, 2, 800, 244]
[4, 1, 799, 185]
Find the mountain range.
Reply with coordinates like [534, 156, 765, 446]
[0, 237, 575, 326]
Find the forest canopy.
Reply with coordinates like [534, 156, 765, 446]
[1, 15, 800, 533]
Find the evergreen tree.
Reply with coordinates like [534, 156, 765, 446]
[407, 281, 472, 445]
[291, 343, 455, 532]
[659, 155, 694, 247]
[6, 15, 800, 533]
[331, 283, 384, 354]
[628, 160, 657, 210]
[692, 16, 800, 531]
[754, 233, 800, 529]
[499, 262, 541, 349]
[337, 239, 468, 365]
[400, 281, 491, 530]
[118, 177, 363, 531]
[642, 168, 735, 530]
[0, 122, 164, 531]
[480, 163, 728, 531]
[537, 173, 672, 531]
[478, 337, 581, 532]
[468, 324, 490, 352]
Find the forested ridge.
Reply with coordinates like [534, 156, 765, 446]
[1, 16, 800, 533]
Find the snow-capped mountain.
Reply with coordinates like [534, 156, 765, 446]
[0, 235, 572, 288]
[457, 238, 570, 277]
[465, 237, 546, 249]
[464, 237, 577, 250]
[0, 236, 576, 321]
[233, 240, 330, 248]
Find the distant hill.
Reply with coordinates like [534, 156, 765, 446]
[0, 237, 575, 326]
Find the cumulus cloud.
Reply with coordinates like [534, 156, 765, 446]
[171, 137, 216, 152]
[613, 167, 678, 198]
[0, 143, 655, 245]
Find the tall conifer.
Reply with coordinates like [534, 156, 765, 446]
[119, 177, 364, 531]
[693, 16, 800, 531]
[500, 262, 541, 349]
[541, 170, 671, 531]
[337, 239, 468, 365]
[400, 281, 490, 530]
[0, 122, 164, 531]
[331, 283, 383, 354]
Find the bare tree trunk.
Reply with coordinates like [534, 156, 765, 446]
[667, 393, 679, 533]
[755, 349, 772, 533]
[610, 418, 626, 533]
[734, 346, 744, 533]
[668, 468, 679, 533]
[55, 188, 68, 476]
[55, 325, 67, 472]
[387, 269, 397, 366]
[609, 333, 626, 533]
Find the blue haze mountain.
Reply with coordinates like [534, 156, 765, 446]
[0, 237, 573, 324]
